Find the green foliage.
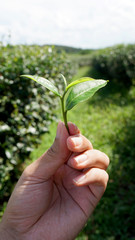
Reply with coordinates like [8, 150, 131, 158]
[65, 80, 107, 111]
[21, 75, 61, 97]
[0, 44, 74, 205]
[66, 77, 93, 90]
[90, 44, 135, 87]
[22, 74, 107, 132]
[70, 44, 135, 82]
[69, 53, 92, 67]
[52, 45, 82, 54]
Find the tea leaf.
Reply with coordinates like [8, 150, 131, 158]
[66, 77, 93, 92]
[61, 74, 67, 91]
[21, 75, 61, 97]
[66, 80, 107, 111]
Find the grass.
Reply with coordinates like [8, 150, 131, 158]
[27, 66, 135, 240]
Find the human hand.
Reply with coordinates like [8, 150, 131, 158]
[0, 122, 109, 240]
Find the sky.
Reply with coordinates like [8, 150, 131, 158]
[0, 0, 135, 49]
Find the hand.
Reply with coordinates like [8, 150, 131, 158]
[0, 122, 109, 240]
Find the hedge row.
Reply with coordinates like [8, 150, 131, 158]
[90, 44, 135, 86]
[0, 44, 75, 205]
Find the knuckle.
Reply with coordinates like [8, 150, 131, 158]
[84, 136, 93, 149]
[90, 168, 109, 187]
[89, 140, 93, 149]
[104, 171, 109, 183]
[94, 150, 110, 169]
[101, 171, 109, 189]
[103, 153, 110, 169]
[106, 155, 110, 167]
[94, 149, 102, 158]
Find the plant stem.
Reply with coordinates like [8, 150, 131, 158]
[60, 96, 69, 133]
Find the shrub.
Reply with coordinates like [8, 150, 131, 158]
[0, 44, 75, 205]
[90, 44, 135, 87]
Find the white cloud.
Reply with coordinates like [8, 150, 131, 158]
[0, 0, 135, 48]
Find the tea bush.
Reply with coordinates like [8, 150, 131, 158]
[0, 44, 75, 205]
[90, 44, 135, 86]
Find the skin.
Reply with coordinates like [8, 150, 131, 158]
[0, 122, 109, 240]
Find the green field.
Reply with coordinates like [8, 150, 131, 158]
[27, 65, 135, 240]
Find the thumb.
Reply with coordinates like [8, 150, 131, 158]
[24, 121, 70, 181]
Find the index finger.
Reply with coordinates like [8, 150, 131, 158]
[67, 134, 93, 153]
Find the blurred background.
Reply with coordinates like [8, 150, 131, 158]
[0, 0, 135, 239]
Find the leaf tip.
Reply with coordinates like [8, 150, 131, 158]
[60, 73, 67, 90]
[20, 75, 28, 78]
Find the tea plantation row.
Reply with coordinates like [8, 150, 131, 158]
[71, 44, 135, 87]
[90, 44, 135, 86]
[0, 44, 75, 207]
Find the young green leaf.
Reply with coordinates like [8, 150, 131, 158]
[61, 74, 67, 91]
[66, 80, 107, 111]
[66, 77, 93, 92]
[20, 73, 108, 133]
[21, 75, 61, 97]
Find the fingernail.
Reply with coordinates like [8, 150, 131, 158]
[73, 174, 86, 184]
[75, 154, 87, 164]
[72, 137, 82, 147]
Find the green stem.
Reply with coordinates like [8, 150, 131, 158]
[60, 96, 69, 133]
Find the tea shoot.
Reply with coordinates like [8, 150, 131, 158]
[21, 74, 108, 133]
